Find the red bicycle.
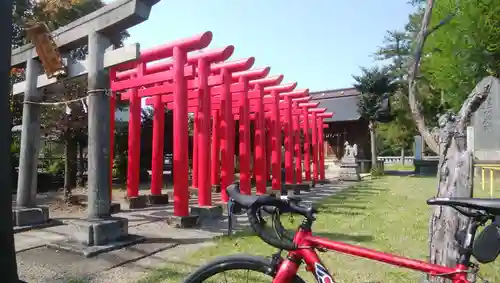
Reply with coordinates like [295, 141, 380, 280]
[184, 183, 500, 283]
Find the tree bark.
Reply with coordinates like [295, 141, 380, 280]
[408, 0, 440, 155]
[369, 120, 377, 167]
[428, 77, 496, 283]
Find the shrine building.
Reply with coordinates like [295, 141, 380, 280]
[310, 87, 371, 161]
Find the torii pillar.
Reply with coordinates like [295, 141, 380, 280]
[192, 110, 199, 188]
[280, 89, 308, 186]
[309, 108, 326, 182]
[231, 68, 271, 194]
[211, 109, 221, 190]
[248, 76, 284, 195]
[300, 102, 319, 186]
[263, 82, 296, 191]
[315, 112, 334, 182]
[194, 57, 255, 206]
[270, 93, 309, 194]
[290, 97, 311, 188]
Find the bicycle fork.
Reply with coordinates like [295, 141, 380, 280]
[272, 249, 336, 283]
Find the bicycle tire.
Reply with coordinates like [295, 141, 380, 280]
[183, 254, 307, 283]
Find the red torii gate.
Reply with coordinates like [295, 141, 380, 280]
[185, 59, 259, 203]
[109, 30, 334, 227]
[297, 102, 319, 184]
[153, 60, 259, 203]
[231, 84, 309, 193]
[153, 54, 252, 208]
[262, 84, 298, 191]
[188, 59, 258, 193]
[215, 76, 294, 196]
[279, 96, 312, 185]
[300, 109, 333, 182]
[116, 45, 234, 207]
[270, 97, 323, 189]
[210, 68, 270, 194]
[246, 76, 284, 195]
[279, 90, 309, 186]
[214, 69, 276, 196]
[110, 32, 214, 211]
[158, 70, 281, 202]
[248, 91, 314, 190]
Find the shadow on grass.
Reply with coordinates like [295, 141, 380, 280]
[384, 170, 415, 176]
[316, 182, 384, 209]
[137, 263, 195, 283]
[221, 228, 373, 243]
[210, 182, 378, 244]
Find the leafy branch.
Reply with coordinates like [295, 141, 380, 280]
[407, 0, 460, 153]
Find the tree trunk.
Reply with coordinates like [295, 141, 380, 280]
[406, 1, 491, 282]
[428, 123, 471, 283]
[408, 0, 440, 155]
[369, 120, 377, 167]
[77, 138, 85, 187]
[63, 131, 78, 203]
[400, 148, 405, 165]
[427, 77, 495, 283]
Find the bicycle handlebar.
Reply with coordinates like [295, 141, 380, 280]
[226, 183, 317, 251]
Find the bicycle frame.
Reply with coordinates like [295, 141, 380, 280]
[273, 230, 470, 283]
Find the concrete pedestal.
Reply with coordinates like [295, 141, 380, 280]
[295, 183, 311, 191]
[146, 194, 169, 205]
[127, 196, 147, 209]
[12, 206, 52, 232]
[190, 205, 223, 221]
[166, 215, 199, 228]
[46, 217, 144, 258]
[414, 159, 439, 176]
[339, 158, 361, 181]
[304, 180, 316, 188]
[284, 184, 301, 195]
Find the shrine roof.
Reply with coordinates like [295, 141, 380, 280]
[310, 88, 361, 122]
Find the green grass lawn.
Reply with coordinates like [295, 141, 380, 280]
[138, 176, 500, 283]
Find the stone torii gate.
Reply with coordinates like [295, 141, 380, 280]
[11, 0, 159, 256]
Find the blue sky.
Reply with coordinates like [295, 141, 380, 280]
[111, 0, 415, 92]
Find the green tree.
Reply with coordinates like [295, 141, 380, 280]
[420, 0, 500, 112]
[353, 66, 397, 167]
[374, 30, 417, 156]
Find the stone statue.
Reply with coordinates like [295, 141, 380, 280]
[352, 144, 358, 157]
[343, 141, 351, 158]
[340, 141, 361, 181]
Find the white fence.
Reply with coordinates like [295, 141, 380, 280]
[377, 156, 415, 164]
[377, 156, 439, 164]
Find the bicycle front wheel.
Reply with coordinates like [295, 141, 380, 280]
[183, 254, 306, 283]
